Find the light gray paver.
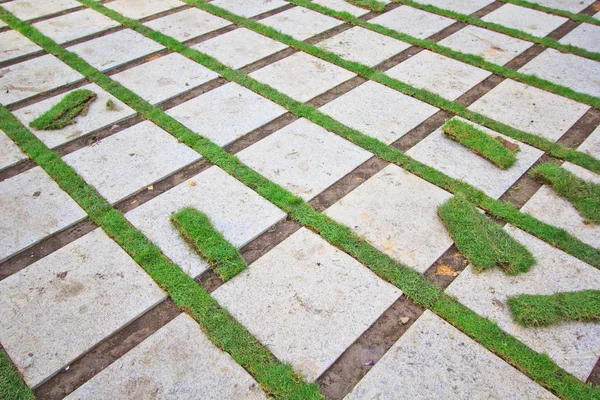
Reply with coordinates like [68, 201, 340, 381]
[0, 30, 42, 63]
[213, 228, 401, 381]
[0, 229, 166, 388]
[369, 5, 455, 39]
[237, 118, 372, 201]
[66, 314, 266, 400]
[446, 225, 600, 380]
[325, 164, 453, 273]
[144, 8, 231, 42]
[319, 81, 439, 144]
[469, 79, 590, 141]
[406, 117, 544, 199]
[105, 0, 185, 20]
[0, 167, 86, 262]
[417, 0, 495, 14]
[260, 7, 343, 41]
[559, 23, 600, 53]
[210, 0, 289, 17]
[0, 129, 27, 171]
[32, 9, 119, 44]
[482, 4, 567, 37]
[345, 310, 558, 400]
[2, 0, 80, 20]
[126, 166, 286, 278]
[312, 0, 370, 16]
[528, 0, 595, 13]
[63, 121, 201, 204]
[578, 125, 600, 158]
[249, 52, 356, 102]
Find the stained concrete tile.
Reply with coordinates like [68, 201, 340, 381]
[0, 54, 83, 105]
[112, 53, 218, 104]
[312, 0, 370, 16]
[469, 79, 590, 141]
[13, 83, 136, 149]
[105, 0, 185, 19]
[0, 129, 27, 171]
[317, 26, 411, 67]
[260, 7, 343, 41]
[346, 311, 558, 400]
[126, 166, 286, 278]
[325, 164, 453, 273]
[319, 81, 439, 144]
[386, 50, 492, 100]
[406, 117, 544, 199]
[70, 29, 164, 72]
[446, 225, 600, 380]
[0, 229, 166, 388]
[63, 121, 201, 204]
[439, 25, 533, 65]
[578, 125, 600, 158]
[213, 228, 401, 381]
[2, 0, 80, 20]
[0, 167, 86, 262]
[144, 8, 231, 42]
[0, 30, 42, 63]
[167, 82, 287, 147]
[482, 4, 567, 37]
[369, 6, 454, 39]
[66, 314, 266, 399]
[559, 23, 600, 53]
[192, 28, 288, 69]
[33, 9, 119, 44]
[528, 0, 595, 13]
[237, 118, 372, 201]
[210, 0, 289, 17]
[249, 52, 356, 102]
[417, 0, 495, 14]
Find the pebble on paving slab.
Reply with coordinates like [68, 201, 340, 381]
[259, 7, 343, 41]
[369, 6, 454, 39]
[144, 8, 231, 42]
[104, 0, 185, 20]
[559, 23, 600, 54]
[481, 4, 567, 37]
[32, 9, 119, 45]
[0, 30, 42, 63]
[2, 0, 80, 21]
[210, 0, 289, 18]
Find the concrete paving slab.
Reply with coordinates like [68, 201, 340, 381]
[105, 0, 185, 20]
[578, 125, 600, 158]
[210, 0, 289, 17]
[0, 129, 27, 171]
[559, 23, 600, 53]
[144, 8, 231, 42]
[0, 30, 42, 63]
[528, 0, 595, 13]
[32, 8, 119, 44]
[417, 0, 495, 14]
[2, 0, 80, 21]
[482, 4, 567, 37]
[260, 7, 343, 41]
[369, 5, 455, 39]
[312, 0, 370, 16]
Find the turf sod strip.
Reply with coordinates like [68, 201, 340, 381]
[29, 89, 97, 130]
[0, 348, 34, 400]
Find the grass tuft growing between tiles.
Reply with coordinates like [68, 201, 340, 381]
[0, 348, 34, 400]
[29, 89, 96, 130]
[438, 193, 535, 275]
[531, 163, 600, 224]
[443, 119, 519, 170]
[508, 290, 600, 327]
[345, 0, 387, 12]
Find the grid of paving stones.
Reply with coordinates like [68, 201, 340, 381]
[1, 0, 600, 399]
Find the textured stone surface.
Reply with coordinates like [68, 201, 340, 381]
[210, 0, 288, 17]
[325, 164, 453, 273]
[418, 0, 495, 14]
[66, 314, 267, 400]
[319, 81, 439, 144]
[482, 4, 567, 37]
[260, 7, 343, 41]
[144, 8, 231, 42]
[63, 121, 201, 204]
[578, 125, 600, 158]
[0, 30, 41, 63]
[370, 5, 454, 39]
[213, 228, 401, 381]
[105, 0, 185, 19]
[237, 118, 372, 201]
[126, 166, 286, 278]
[33, 9, 119, 44]
[469, 79, 589, 141]
[0, 229, 166, 388]
[529, 0, 595, 13]
[0, 167, 86, 262]
[312, 0, 369, 16]
[559, 23, 600, 53]
[0, 129, 27, 171]
[2, 0, 79, 20]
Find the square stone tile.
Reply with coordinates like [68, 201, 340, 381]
[126, 166, 286, 278]
[482, 4, 567, 37]
[316, 26, 410, 67]
[325, 164, 453, 273]
[346, 311, 557, 400]
[112, 53, 218, 104]
[105, 0, 185, 19]
[319, 81, 439, 144]
[144, 8, 231, 42]
[210, 0, 289, 17]
[249, 52, 356, 102]
[0, 167, 86, 262]
[260, 7, 343, 41]
[69, 29, 164, 72]
[192, 28, 288, 69]
[578, 125, 600, 158]
[369, 6, 455, 39]
[0, 229, 165, 388]
[2, 0, 80, 20]
[167, 82, 287, 147]
[63, 121, 201, 204]
[213, 228, 401, 381]
[386, 50, 492, 100]
[13, 83, 136, 149]
[0, 54, 83, 105]
[0, 30, 42, 63]
[312, 0, 370, 16]
[66, 314, 266, 399]
[469, 79, 590, 141]
[0, 129, 27, 171]
[417, 0, 495, 14]
[406, 117, 544, 199]
[446, 225, 600, 380]
[559, 23, 600, 53]
[237, 118, 372, 201]
[439, 25, 533, 65]
[32, 9, 120, 44]
[529, 0, 595, 13]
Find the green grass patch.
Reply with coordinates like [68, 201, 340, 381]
[438, 193, 535, 275]
[443, 119, 519, 170]
[508, 290, 600, 327]
[499, 0, 600, 27]
[531, 163, 600, 224]
[345, 0, 386, 12]
[29, 89, 96, 130]
[0, 348, 34, 400]
[171, 207, 247, 281]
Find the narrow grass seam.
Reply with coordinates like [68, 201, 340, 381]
[345, 0, 386, 13]
[498, 0, 600, 27]
[0, 347, 34, 400]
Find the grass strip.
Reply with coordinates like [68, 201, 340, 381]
[345, 0, 386, 12]
[499, 0, 600, 27]
[508, 290, 600, 327]
[29, 89, 96, 130]
[443, 119, 519, 170]
[0, 348, 34, 400]
[531, 163, 600, 224]
[171, 207, 247, 281]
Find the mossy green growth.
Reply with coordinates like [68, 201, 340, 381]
[438, 193, 535, 275]
[443, 119, 520, 170]
[346, 0, 387, 12]
[0, 348, 34, 400]
[508, 290, 600, 327]
[531, 163, 600, 225]
[105, 98, 116, 111]
[29, 89, 96, 130]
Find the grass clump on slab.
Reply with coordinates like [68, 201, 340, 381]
[171, 207, 247, 281]
[438, 193, 535, 275]
[507, 290, 600, 327]
[0, 348, 34, 400]
[443, 119, 520, 170]
[346, 0, 387, 12]
[531, 163, 600, 224]
[29, 89, 96, 130]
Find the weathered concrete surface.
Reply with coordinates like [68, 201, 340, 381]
[312, 0, 370, 16]
[144, 8, 230, 42]
[210, 0, 288, 17]
[105, 0, 185, 20]
[33, 9, 119, 44]
[260, 7, 343, 41]
[559, 23, 600, 53]
[0, 30, 41, 63]
[2, 0, 79, 20]
[418, 0, 495, 14]
[482, 4, 567, 37]
[370, 6, 454, 39]
[0, 129, 27, 171]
